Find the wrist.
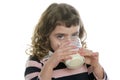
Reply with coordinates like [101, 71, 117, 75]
[93, 63, 103, 73]
[93, 63, 104, 79]
[93, 63, 101, 69]
[44, 62, 54, 70]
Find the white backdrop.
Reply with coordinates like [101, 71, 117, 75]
[0, 0, 120, 80]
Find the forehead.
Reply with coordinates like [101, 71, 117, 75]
[52, 25, 80, 34]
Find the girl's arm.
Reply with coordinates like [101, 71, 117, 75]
[24, 56, 53, 80]
[79, 48, 108, 80]
[40, 62, 53, 80]
[93, 63, 104, 79]
[87, 64, 108, 80]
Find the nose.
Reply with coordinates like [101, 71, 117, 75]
[65, 36, 72, 42]
[66, 36, 78, 42]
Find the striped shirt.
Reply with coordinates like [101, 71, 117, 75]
[24, 56, 108, 80]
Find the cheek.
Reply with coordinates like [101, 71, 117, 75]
[50, 40, 60, 51]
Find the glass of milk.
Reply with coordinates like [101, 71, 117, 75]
[64, 36, 85, 69]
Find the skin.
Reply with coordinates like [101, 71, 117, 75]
[40, 25, 104, 80]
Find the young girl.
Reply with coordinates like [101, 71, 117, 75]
[24, 3, 108, 80]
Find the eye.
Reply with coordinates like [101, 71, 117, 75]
[72, 32, 79, 37]
[56, 34, 64, 40]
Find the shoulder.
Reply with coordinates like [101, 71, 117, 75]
[25, 55, 44, 68]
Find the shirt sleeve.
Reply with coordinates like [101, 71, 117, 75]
[87, 64, 109, 80]
[24, 56, 43, 80]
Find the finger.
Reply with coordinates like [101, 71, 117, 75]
[60, 51, 79, 61]
[59, 44, 78, 52]
[55, 46, 78, 58]
[59, 41, 71, 48]
[79, 48, 93, 57]
[55, 48, 78, 57]
[64, 55, 72, 60]
[60, 54, 72, 61]
[63, 50, 78, 56]
[91, 52, 99, 57]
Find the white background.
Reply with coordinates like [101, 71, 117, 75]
[0, 0, 120, 80]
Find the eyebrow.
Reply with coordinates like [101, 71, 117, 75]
[55, 31, 79, 36]
[55, 33, 65, 36]
[72, 31, 79, 35]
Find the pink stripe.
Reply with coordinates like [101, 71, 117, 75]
[26, 60, 42, 68]
[52, 64, 88, 78]
[25, 72, 39, 80]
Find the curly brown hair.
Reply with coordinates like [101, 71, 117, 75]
[29, 3, 87, 60]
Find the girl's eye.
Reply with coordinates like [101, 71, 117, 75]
[57, 34, 64, 40]
[72, 33, 79, 37]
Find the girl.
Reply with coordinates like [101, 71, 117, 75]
[24, 3, 108, 80]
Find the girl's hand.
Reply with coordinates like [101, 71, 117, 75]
[78, 48, 104, 79]
[45, 41, 78, 69]
[78, 48, 99, 68]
